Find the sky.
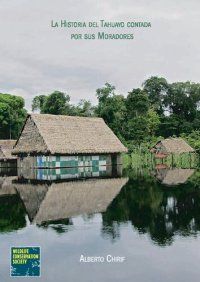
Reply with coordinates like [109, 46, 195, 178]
[0, 0, 200, 111]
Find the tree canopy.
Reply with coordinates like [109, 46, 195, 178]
[0, 93, 27, 139]
[1, 76, 200, 150]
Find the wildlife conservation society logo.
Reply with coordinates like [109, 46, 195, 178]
[10, 247, 41, 277]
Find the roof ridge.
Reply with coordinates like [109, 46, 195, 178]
[29, 113, 102, 120]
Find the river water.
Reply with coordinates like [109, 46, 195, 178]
[0, 166, 200, 281]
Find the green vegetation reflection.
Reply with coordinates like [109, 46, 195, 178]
[102, 168, 200, 245]
[0, 195, 26, 233]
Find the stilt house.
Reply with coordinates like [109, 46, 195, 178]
[150, 138, 195, 159]
[12, 114, 127, 169]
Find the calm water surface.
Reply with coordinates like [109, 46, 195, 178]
[0, 166, 200, 282]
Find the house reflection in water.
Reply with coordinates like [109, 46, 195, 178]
[152, 165, 195, 186]
[14, 177, 128, 225]
[1, 165, 200, 246]
[0, 176, 16, 197]
[0, 165, 127, 232]
[18, 165, 123, 181]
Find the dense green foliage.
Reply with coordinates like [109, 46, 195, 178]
[1, 76, 200, 148]
[95, 83, 127, 140]
[181, 131, 200, 151]
[0, 93, 27, 139]
[0, 195, 26, 233]
[93, 78, 200, 150]
[123, 152, 199, 170]
[32, 91, 95, 117]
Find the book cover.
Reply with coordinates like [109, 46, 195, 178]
[0, 1, 200, 281]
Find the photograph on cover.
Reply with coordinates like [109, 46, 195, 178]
[0, 0, 200, 281]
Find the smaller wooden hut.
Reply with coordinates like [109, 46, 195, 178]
[150, 138, 195, 159]
[0, 140, 17, 165]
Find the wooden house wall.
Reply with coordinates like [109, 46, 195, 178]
[36, 155, 111, 168]
[16, 153, 124, 169]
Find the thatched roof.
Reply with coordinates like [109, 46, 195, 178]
[154, 168, 195, 186]
[14, 178, 128, 224]
[0, 140, 17, 160]
[151, 138, 195, 154]
[12, 114, 127, 155]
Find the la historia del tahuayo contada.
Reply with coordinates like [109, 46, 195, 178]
[51, 20, 151, 28]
